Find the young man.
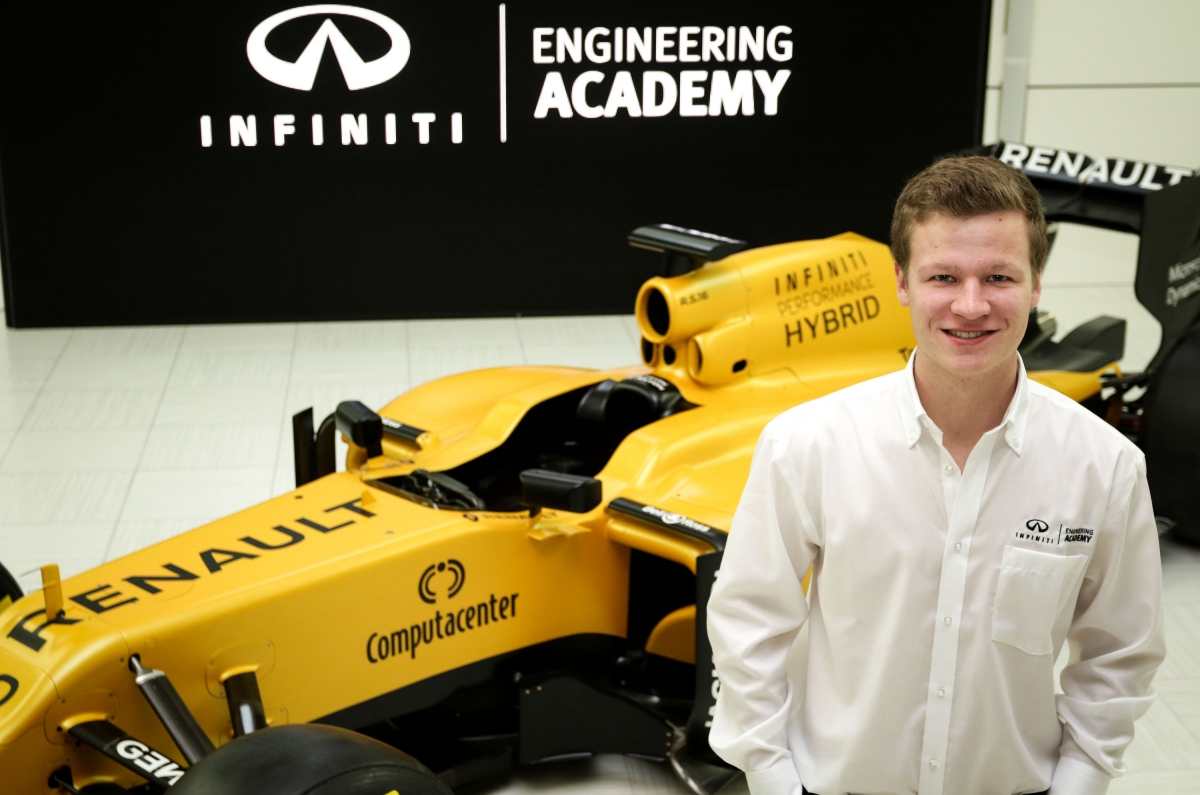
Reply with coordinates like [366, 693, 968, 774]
[707, 157, 1164, 795]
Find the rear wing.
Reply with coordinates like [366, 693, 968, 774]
[966, 141, 1200, 370]
[627, 224, 748, 276]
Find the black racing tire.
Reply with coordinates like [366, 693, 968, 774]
[1142, 325, 1200, 545]
[0, 560, 22, 612]
[170, 724, 453, 795]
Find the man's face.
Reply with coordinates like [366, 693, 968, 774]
[895, 210, 1041, 382]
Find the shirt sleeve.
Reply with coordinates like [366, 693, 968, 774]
[706, 424, 819, 795]
[1054, 452, 1166, 795]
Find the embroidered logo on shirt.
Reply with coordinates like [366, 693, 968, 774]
[1063, 527, 1095, 544]
[1015, 518, 1060, 545]
[1014, 520, 1095, 545]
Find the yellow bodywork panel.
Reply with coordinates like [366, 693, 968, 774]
[646, 606, 697, 664]
[1028, 367, 1113, 402]
[0, 231, 1117, 791]
[0, 476, 629, 790]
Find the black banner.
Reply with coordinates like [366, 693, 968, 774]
[0, 1, 989, 326]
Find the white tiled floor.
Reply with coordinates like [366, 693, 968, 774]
[0, 226, 1196, 792]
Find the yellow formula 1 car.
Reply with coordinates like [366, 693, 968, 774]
[1, 146, 1197, 795]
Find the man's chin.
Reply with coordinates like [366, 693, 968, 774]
[921, 343, 1018, 380]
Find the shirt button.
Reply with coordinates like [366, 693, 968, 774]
[944, 464, 954, 474]
[929, 759, 938, 770]
[944, 615, 952, 626]
[937, 687, 946, 698]
[954, 542, 962, 551]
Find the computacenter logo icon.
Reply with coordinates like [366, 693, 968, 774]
[419, 559, 466, 604]
[247, 4, 411, 91]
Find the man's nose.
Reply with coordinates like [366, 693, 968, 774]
[951, 280, 989, 319]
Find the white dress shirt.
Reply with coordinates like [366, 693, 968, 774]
[707, 351, 1164, 795]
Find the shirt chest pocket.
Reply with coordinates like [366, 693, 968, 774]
[992, 545, 1088, 655]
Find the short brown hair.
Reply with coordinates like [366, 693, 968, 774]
[891, 155, 1048, 281]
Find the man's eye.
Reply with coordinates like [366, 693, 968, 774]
[988, 275, 1011, 283]
[933, 274, 954, 282]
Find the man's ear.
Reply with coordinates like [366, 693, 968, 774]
[895, 261, 911, 307]
[1031, 269, 1043, 308]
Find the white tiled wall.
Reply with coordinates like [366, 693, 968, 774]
[981, 0, 1009, 141]
[990, 0, 1200, 162]
[1027, 0, 1200, 87]
[1024, 87, 1200, 168]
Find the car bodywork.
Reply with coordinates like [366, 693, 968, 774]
[1, 145, 1195, 794]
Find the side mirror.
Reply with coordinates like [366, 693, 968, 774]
[292, 408, 337, 487]
[519, 470, 602, 514]
[336, 401, 383, 458]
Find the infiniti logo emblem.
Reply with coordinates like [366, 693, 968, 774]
[1025, 519, 1049, 533]
[247, 4, 411, 91]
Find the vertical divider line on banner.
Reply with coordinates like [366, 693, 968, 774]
[499, 4, 508, 143]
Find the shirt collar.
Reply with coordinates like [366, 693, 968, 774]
[897, 349, 1030, 455]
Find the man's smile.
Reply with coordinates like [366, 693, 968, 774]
[943, 329, 998, 341]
